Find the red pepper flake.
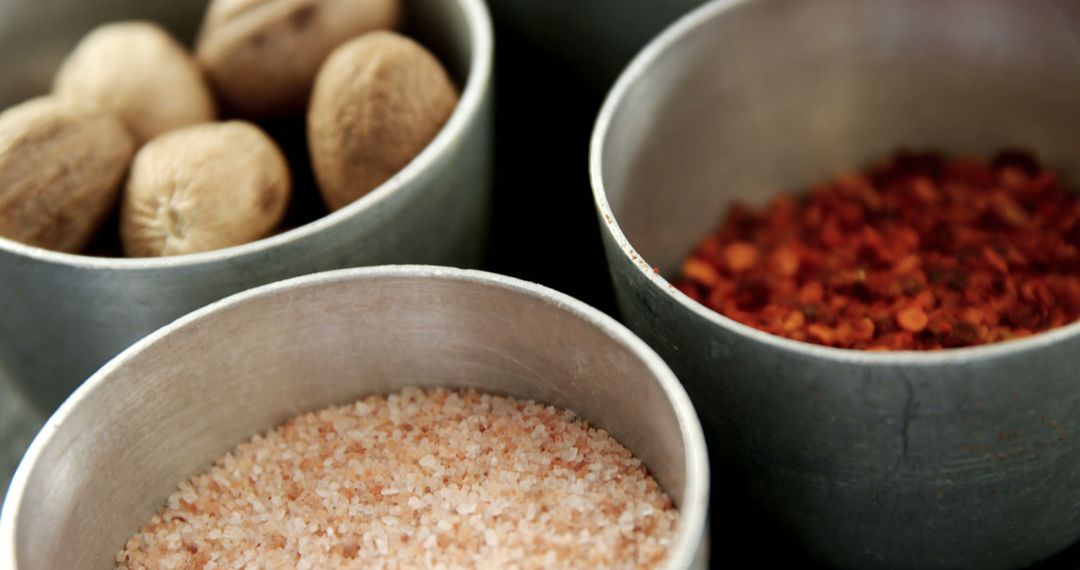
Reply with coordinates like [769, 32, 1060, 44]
[798, 281, 824, 305]
[896, 306, 929, 333]
[770, 246, 800, 277]
[782, 311, 806, 332]
[723, 242, 759, 272]
[682, 258, 721, 288]
[807, 324, 835, 345]
[982, 247, 1009, 273]
[675, 150, 1080, 350]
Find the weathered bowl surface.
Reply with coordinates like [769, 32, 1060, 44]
[591, 0, 1080, 567]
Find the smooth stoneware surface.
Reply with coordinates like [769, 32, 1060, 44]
[0, 267, 709, 570]
[592, 0, 1080, 568]
[0, 0, 494, 411]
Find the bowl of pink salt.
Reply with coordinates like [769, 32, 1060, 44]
[0, 265, 709, 569]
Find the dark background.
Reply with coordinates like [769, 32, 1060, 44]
[484, 8, 617, 316]
[483, 5, 1080, 569]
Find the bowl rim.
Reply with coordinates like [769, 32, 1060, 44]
[0, 0, 494, 269]
[0, 265, 710, 570]
[589, 0, 1080, 367]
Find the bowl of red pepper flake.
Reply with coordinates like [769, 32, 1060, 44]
[675, 150, 1080, 351]
[590, 0, 1080, 568]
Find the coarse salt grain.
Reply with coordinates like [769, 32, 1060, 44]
[116, 387, 678, 569]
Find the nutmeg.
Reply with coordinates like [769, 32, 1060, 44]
[0, 97, 135, 253]
[120, 121, 290, 257]
[54, 21, 216, 143]
[308, 31, 458, 211]
[196, 0, 401, 117]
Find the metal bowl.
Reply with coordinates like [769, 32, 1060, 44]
[590, 0, 1080, 568]
[0, 266, 710, 569]
[0, 0, 494, 411]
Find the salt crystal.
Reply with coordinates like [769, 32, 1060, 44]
[116, 388, 677, 570]
[418, 454, 439, 469]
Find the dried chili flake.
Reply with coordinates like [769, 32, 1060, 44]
[676, 151, 1080, 350]
[896, 306, 929, 333]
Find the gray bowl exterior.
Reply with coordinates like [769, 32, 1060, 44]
[591, 0, 1080, 568]
[0, 266, 710, 569]
[0, 0, 494, 411]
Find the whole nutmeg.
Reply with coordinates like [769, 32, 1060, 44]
[120, 121, 290, 257]
[0, 97, 135, 253]
[308, 31, 458, 211]
[54, 21, 216, 144]
[196, 0, 401, 117]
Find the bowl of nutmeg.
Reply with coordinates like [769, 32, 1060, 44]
[0, 0, 493, 411]
[591, 0, 1080, 568]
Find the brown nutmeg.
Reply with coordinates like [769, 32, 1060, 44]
[196, 0, 401, 117]
[0, 97, 135, 253]
[120, 121, 290, 257]
[308, 31, 458, 211]
[54, 21, 216, 144]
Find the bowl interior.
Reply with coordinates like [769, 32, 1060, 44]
[597, 0, 1080, 276]
[4, 268, 705, 568]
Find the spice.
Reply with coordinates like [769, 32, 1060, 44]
[676, 151, 1080, 350]
[117, 387, 678, 569]
[54, 21, 216, 144]
[308, 31, 459, 212]
[120, 121, 290, 257]
[0, 97, 134, 253]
